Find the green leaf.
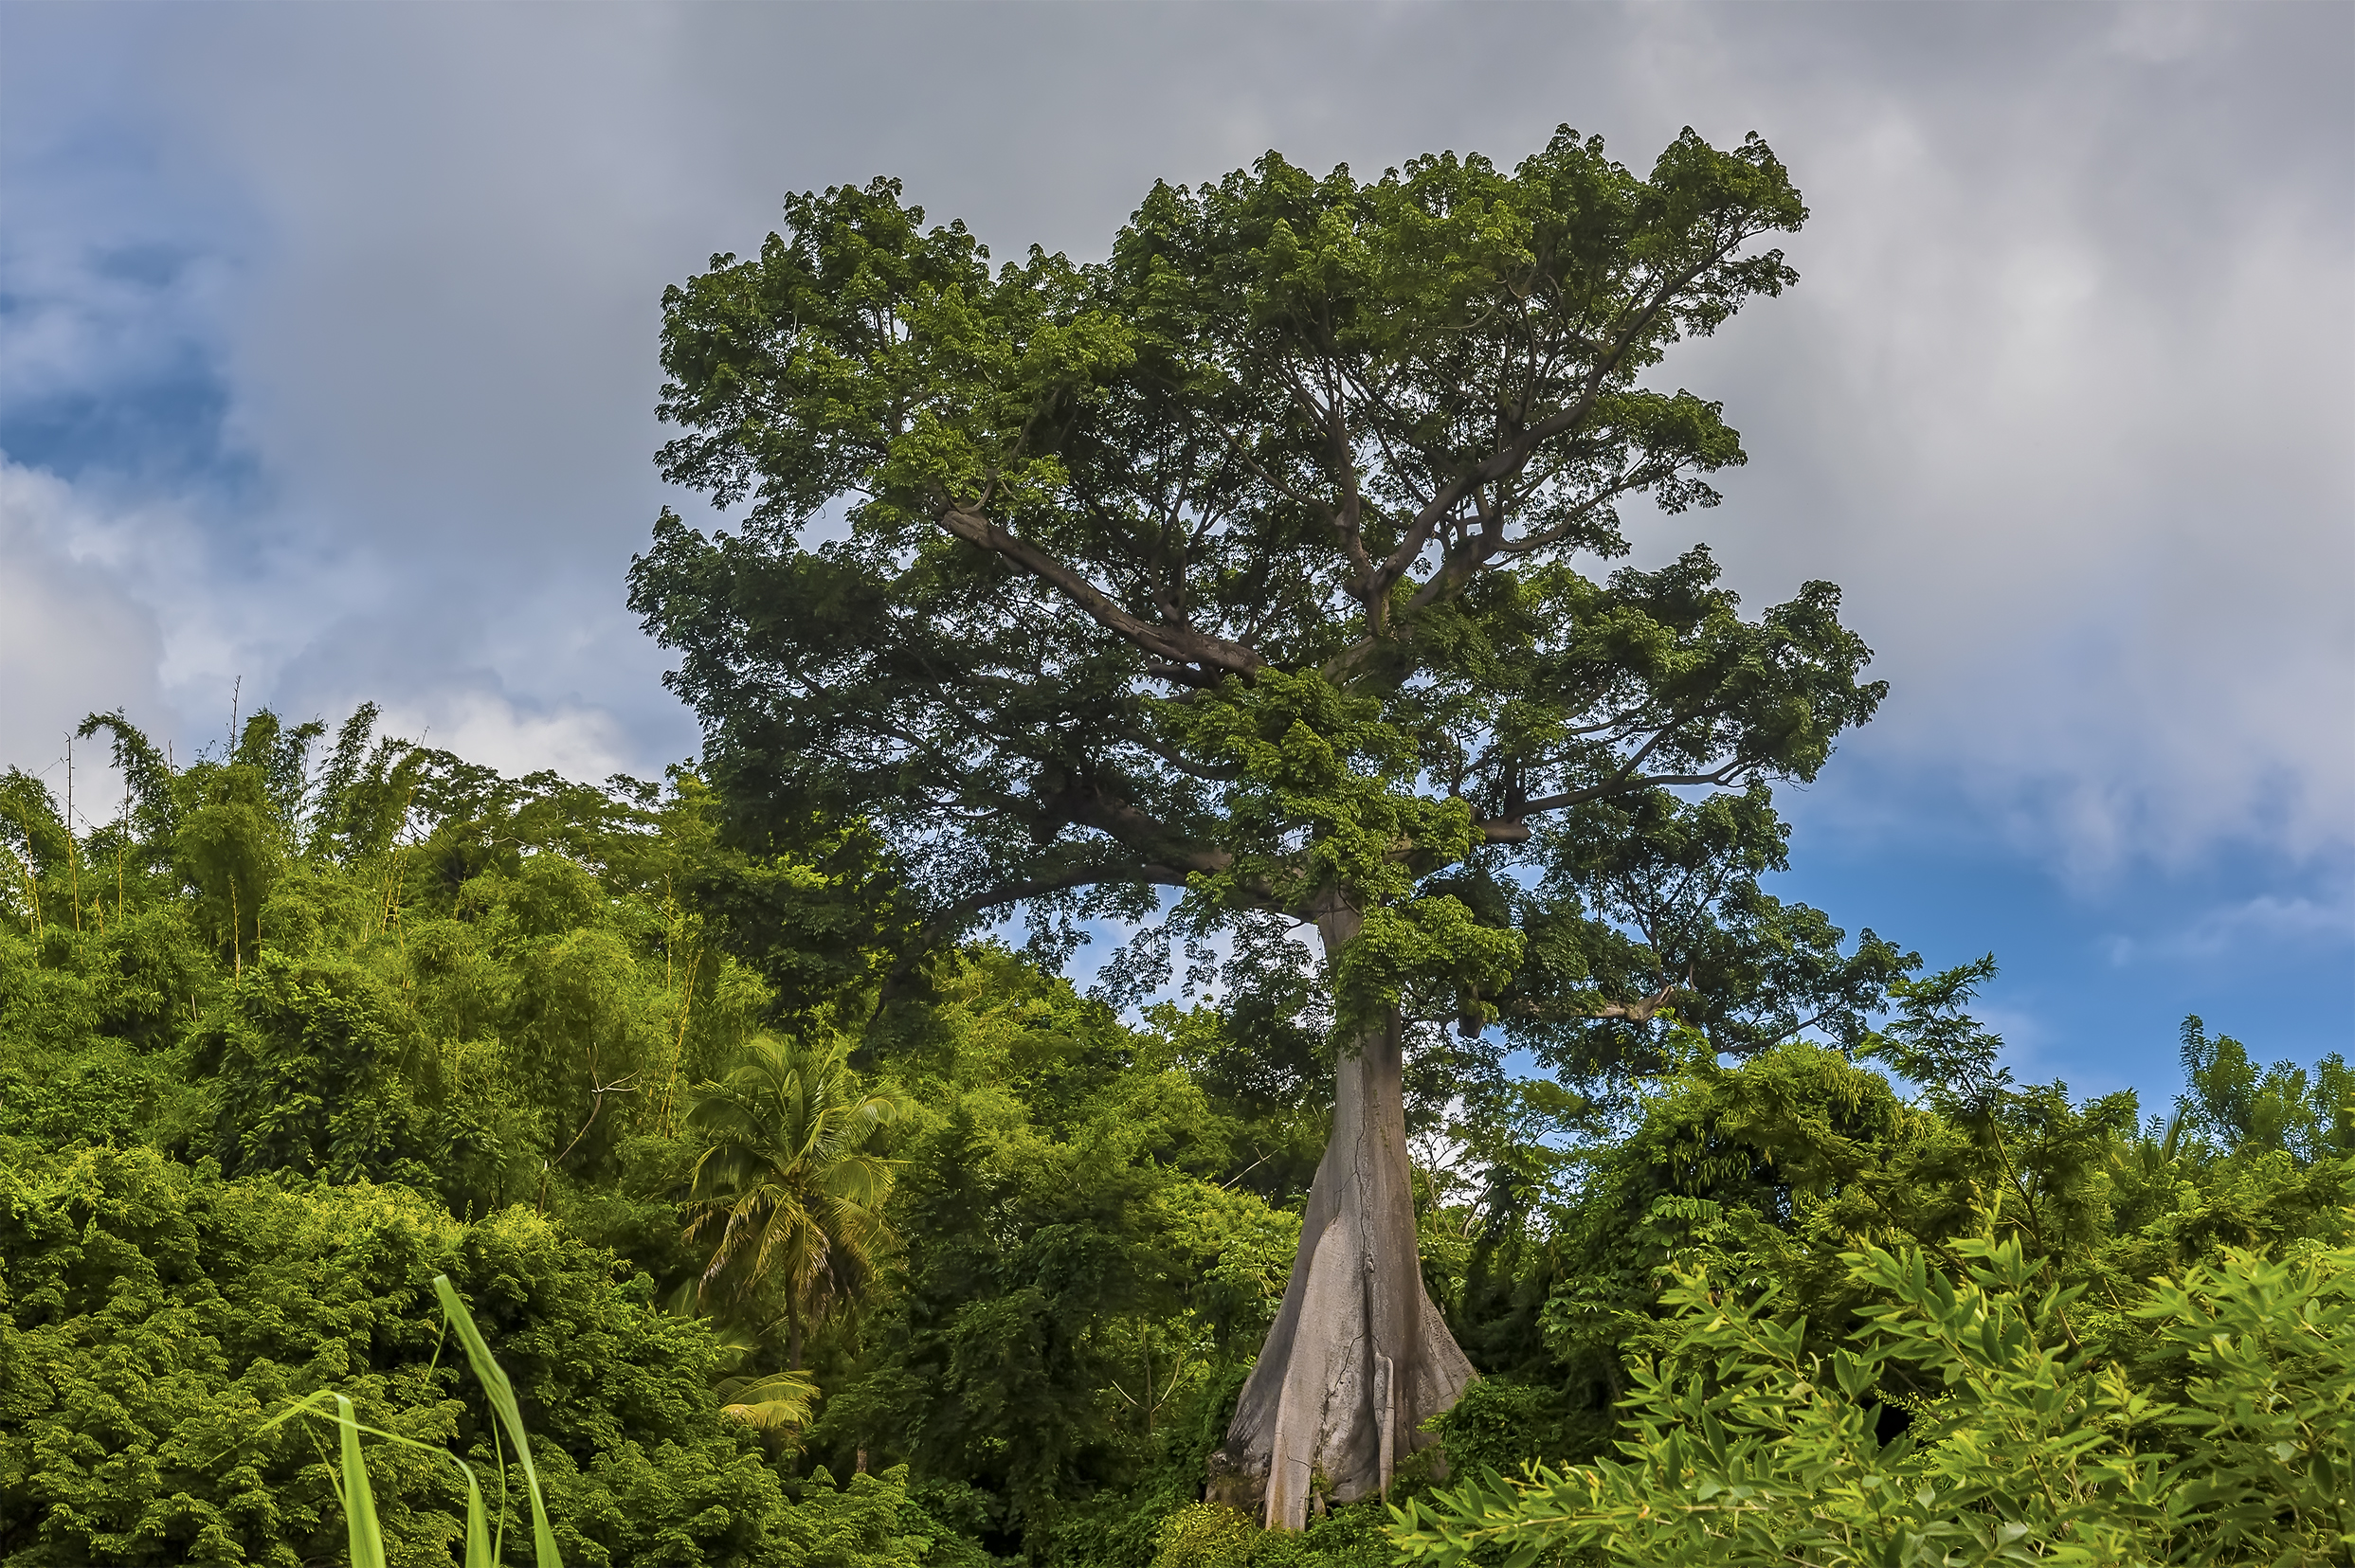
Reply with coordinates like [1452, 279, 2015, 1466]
[435, 1273, 564, 1568]
[333, 1394, 388, 1568]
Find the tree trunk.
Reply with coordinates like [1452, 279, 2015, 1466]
[1205, 901, 1476, 1530]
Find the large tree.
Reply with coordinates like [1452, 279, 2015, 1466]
[630, 124, 1887, 1528]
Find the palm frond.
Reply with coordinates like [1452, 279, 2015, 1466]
[715, 1367, 821, 1435]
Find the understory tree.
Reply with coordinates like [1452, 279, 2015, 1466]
[684, 1033, 910, 1369]
[631, 124, 1889, 1528]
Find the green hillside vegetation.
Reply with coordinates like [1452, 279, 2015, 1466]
[1, 707, 2346, 1565]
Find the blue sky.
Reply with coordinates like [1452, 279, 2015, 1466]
[2, 2, 2347, 1105]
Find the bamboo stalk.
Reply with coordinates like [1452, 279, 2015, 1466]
[64, 735, 81, 936]
[658, 945, 701, 1138]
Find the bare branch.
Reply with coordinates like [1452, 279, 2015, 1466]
[1479, 762, 1753, 838]
[1365, 241, 1764, 609]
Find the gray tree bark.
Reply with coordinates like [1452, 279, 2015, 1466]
[1205, 902, 1476, 1530]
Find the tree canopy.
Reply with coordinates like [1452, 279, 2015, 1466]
[630, 126, 1882, 996]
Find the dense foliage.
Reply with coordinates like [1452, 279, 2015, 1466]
[0, 711, 987, 1567]
[1397, 1235, 2354, 1564]
[3, 707, 2347, 1565]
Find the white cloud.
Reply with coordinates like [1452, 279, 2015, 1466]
[1616, 17, 2355, 877]
[373, 690, 639, 784]
[0, 460, 172, 784]
[0, 455, 359, 742]
[2106, 4, 2214, 65]
[2127, 891, 2355, 966]
[0, 459, 665, 795]
[3, 0, 2347, 879]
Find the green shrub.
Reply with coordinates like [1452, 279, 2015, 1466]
[1394, 1235, 2355, 1565]
[1151, 1503, 1256, 1568]
[1418, 1377, 1591, 1485]
[0, 1144, 982, 1567]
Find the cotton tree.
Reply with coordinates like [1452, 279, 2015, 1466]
[629, 124, 1886, 1528]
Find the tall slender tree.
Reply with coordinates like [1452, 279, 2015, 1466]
[632, 124, 1886, 1526]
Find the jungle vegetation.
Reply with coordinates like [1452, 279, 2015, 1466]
[3, 121, 2349, 1568]
[0, 706, 2347, 1567]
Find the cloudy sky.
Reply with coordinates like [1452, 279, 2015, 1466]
[3, 1, 2347, 1097]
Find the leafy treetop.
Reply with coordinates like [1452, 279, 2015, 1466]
[632, 127, 1886, 1005]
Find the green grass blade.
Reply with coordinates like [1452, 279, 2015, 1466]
[245, 1388, 338, 1442]
[492, 1408, 509, 1563]
[308, 1400, 495, 1568]
[334, 1394, 389, 1568]
[435, 1308, 497, 1568]
[460, 1460, 493, 1568]
[435, 1273, 563, 1568]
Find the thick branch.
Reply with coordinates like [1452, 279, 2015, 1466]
[1361, 242, 1763, 613]
[1587, 982, 1680, 1024]
[1513, 763, 1748, 819]
[939, 506, 1262, 676]
[936, 859, 1196, 937]
[1366, 361, 1625, 602]
[1133, 735, 1246, 783]
[1042, 784, 1235, 876]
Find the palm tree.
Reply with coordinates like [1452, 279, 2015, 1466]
[712, 1342, 820, 1437]
[681, 1033, 908, 1368]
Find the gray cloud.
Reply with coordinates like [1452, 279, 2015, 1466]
[0, 462, 173, 790]
[2, 0, 2347, 876]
